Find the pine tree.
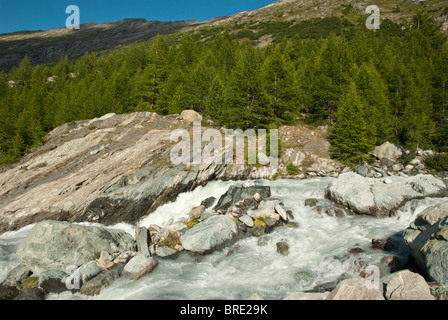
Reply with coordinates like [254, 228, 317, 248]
[261, 45, 300, 123]
[329, 81, 374, 165]
[354, 62, 394, 145]
[223, 44, 272, 129]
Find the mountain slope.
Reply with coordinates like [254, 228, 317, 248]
[1, 0, 447, 71]
[0, 19, 199, 71]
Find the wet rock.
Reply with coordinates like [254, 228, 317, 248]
[403, 201, 448, 285]
[155, 246, 178, 258]
[189, 205, 205, 220]
[80, 263, 125, 296]
[180, 215, 239, 254]
[385, 270, 434, 300]
[304, 198, 318, 207]
[135, 226, 151, 257]
[251, 226, 265, 238]
[274, 205, 288, 222]
[200, 196, 216, 209]
[276, 242, 289, 256]
[96, 251, 117, 271]
[326, 173, 447, 217]
[247, 200, 281, 220]
[0, 285, 20, 300]
[16, 220, 136, 275]
[214, 185, 271, 211]
[38, 270, 68, 293]
[238, 215, 254, 228]
[122, 254, 158, 280]
[1, 265, 32, 288]
[14, 287, 46, 300]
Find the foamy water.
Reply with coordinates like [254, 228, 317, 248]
[1, 178, 446, 300]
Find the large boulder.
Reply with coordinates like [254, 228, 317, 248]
[326, 278, 385, 300]
[403, 201, 448, 285]
[180, 110, 203, 122]
[326, 173, 447, 217]
[371, 142, 405, 163]
[180, 215, 239, 254]
[16, 220, 136, 275]
[214, 185, 271, 211]
[384, 270, 434, 300]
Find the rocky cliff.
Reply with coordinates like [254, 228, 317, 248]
[0, 111, 346, 234]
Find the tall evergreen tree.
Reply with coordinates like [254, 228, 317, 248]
[329, 81, 374, 165]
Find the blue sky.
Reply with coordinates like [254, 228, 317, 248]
[0, 0, 274, 34]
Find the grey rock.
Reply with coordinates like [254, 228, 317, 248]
[0, 112, 261, 234]
[38, 270, 68, 293]
[80, 263, 125, 296]
[274, 204, 288, 222]
[326, 278, 385, 300]
[200, 196, 216, 209]
[403, 201, 448, 285]
[189, 205, 205, 220]
[79, 261, 102, 283]
[0, 284, 20, 300]
[1, 265, 32, 288]
[326, 173, 447, 217]
[276, 242, 289, 256]
[155, 246, 178, 258]
[238, 215, 254, 228]
[135, 226, 151, 257]
[14, 287, 46, 300]
[180, 110, 203, 122]
[16, 220, 136, 275]
[122, 254, 158, 280]
[385, 270, 434, 300]
[247, 200, 281, 220]
[371, 142, 405, 162]
[180, 215, 239, 254]
[214, 185, 271, 211]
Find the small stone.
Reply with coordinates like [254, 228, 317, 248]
[253, 192, 263, 203]
[276, 242, 290, 256]
[304, 198, 318, 207]
[372, 238, 388, 250]
[189, 205, 205, 220]
[96, 251, 117, 271]
[155, 246, 178, 258]
[238, 215, 254, 228]
[274, 205, 288, 222]
[122, 254, 158, 281]
[251, 225, 265, 237]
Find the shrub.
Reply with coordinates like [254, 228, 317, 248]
[424, 153, 448, 172]
[286, 162, 299, 175]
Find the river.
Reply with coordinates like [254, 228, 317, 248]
[1, 177, 446, 300]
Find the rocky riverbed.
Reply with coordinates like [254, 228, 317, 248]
[1, 111, 448, 300]
[1, 177, 447, 300]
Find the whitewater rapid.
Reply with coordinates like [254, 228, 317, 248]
[1, 177, 446, 300]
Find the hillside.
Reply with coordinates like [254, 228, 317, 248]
[1, 0, 448, 70]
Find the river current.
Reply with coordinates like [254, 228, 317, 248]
[1, 177, 446, 300]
